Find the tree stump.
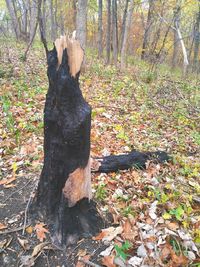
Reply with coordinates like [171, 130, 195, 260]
[31, 36, 103, 247]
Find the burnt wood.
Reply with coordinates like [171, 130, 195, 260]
[93, 150, 169, 173]
[31, 46, 103, 247]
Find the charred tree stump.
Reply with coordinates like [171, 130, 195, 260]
[31, 36, 103, 247]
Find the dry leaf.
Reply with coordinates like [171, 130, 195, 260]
[102, 256, 116, 267]
[32, 242, 49, 257]
[76, 255, 91, 267]
[18, 237, 30, 250]
[0, 176, 16, 186]
[34, 223, 49, 242]
[0, 222, 7, 230]
[167, 222, 179, 231]
[26, 226, 33, 234]
[122, 219, 138, 241]
[94, 226, 123, 242]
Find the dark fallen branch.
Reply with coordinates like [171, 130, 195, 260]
[92, 150, 170, 173]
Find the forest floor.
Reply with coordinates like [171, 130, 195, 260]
[0, 41, 200, 267]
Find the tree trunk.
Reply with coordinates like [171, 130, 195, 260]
[106, 0, 111, 64]
[29, 0, 38, 42]
[98, 0, 103, 58]
[175, 21, 189, 76]
[172, 3, 181, 69]
[24, 0, 42, 60]
[112, 0, 118, 65]
[76, 0, 88, 50]
[42, 0, 47, 40]
[121, 0, 129, 52]
[193, 1, 200, 72]
[5, 0, 21, 40]
[50, 0, 56, 41]
[31, 36, 103, 247]
[141, 0, 154, 60]
[120, 0, 134, 70]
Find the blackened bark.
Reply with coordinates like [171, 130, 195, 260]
[32, 44, 103, 247]
[93, 150, 169, 173]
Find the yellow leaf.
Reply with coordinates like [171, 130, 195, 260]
[12, 162, 18, 173]
[26, 226, 33, 234]
[162, 212, 172, 220]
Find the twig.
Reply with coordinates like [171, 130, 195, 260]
[0, 225, 29, 235]
[2, 179, 33, 204]
[22, 182, 38, 235]
[79, 258, 103, 267]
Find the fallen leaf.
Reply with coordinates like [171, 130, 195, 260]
[76, 255, 91, 267]
[0, 237, 12, 250]
[100, 245, 114, 256]
[94, 226, 123, 242]
[167, 222, 179, 231]
[102, 256, 116, 267]
[18, 237, 30, 250]
[26, 226, 33, 234]
[20, 255, 35, 267]
[128, 256, 143, 266]
[32, 242, 50, 257]
[34, 223, 49, 242]
[0, 222, 7, 230]
[0, 176, 16, 186]
[122, 219, 138, 241]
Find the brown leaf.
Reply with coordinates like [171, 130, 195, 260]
[32, 242, 49, 257]
[0, 223, 7, 230]
[170, 250, 188, 267]
[93, 230, 107, 241]
[18, 237, 30, 250]
[122, 219, 138, 241]
[34, 223, 49, 242]
[76, 255, 91, 267]
[102, 256, 116, 267]
[0, 176, 16, 186]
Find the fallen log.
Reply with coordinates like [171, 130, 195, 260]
[92, 150, 169, 173]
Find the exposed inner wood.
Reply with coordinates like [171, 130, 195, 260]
[55, 35, 84, 77]
[62, 159, 92, 207]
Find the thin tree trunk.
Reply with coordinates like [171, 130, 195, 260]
[98, 0, 103, 58]
[106, 0, 111, 64]
[121, 0, 129, 52]
[112, 0, 118, 65]
[172, 3, 181, 68]
[29, 0, 38, 42]
[42, 0, 46, 40]
[24, 0, 42, 60]
[50, 0, 56, 41]
[120, 0, 134, 70]
[141, 0, 154, 60]
[76, 0, 88, 50]
[5, 0, 21, 40]
[73, 0, 77, 27]
[193, 2, 200, 72]
[175, 21, 189, 76]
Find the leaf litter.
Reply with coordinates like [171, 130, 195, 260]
[0, 42, 199, 266]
